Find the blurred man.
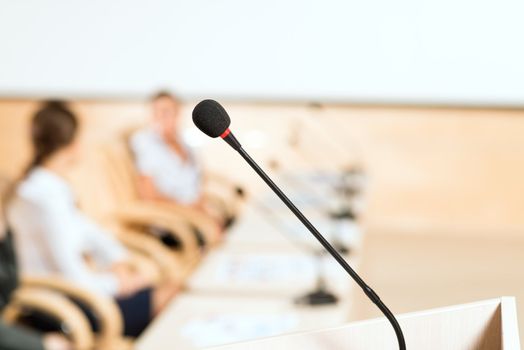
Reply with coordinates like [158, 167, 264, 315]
[131, 92, 202, 206]
[130, 91, 231, 227]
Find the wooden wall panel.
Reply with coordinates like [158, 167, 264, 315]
[1, 100, 523, 236]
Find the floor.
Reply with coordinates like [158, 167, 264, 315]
[350, 232, 524, 342]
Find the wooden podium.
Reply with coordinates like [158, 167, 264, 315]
[211, 297, 520, 350]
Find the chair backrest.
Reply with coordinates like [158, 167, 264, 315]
[0, 175, 19, 311]
[0, 228, 18, 311]
[100, 126, 143, 205]
[0, 175, 9, 232]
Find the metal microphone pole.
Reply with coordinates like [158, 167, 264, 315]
[232, 144, 406, 350]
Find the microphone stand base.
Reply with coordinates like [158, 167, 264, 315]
[294, 289, 339, 306]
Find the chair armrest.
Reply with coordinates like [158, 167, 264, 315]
[20, 276, 123, 350]
[114, 203, 203, 257]
[3, 287, 94, 350]
[203, 172, 245, 220]
[117, 229, 193, 284]
[101, 140, 222, 246]
[205, 171, 246, 202]
[205, 171, 244, 193]
[133, 201, 223, 247]
[126, 250, 162, 285]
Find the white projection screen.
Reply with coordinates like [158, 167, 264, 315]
[0, 0, 523, 106]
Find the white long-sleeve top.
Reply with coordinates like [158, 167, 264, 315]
[7, 167, 127, 296]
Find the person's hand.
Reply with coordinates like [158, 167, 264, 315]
[43, 333, 73, 350]
[120, 273, 150, 297]
[111, 261, 133, 277]
[115, 266, 151, 297]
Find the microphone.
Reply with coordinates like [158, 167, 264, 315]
[192, 99, 406, 350]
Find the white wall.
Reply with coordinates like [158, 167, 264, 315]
[1, 0, 523, 106]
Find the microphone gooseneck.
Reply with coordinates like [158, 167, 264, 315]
[192, 100, 406, 350]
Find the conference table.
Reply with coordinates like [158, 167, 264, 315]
[223, 198, 363, 251]
[135, 293, 351, 350]
[136, 174, 364, 349]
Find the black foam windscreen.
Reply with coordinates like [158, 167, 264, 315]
[192, 99, 231, 138]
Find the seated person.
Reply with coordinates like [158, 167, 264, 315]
[6, 101, 178, 338]
[0, 322, 70, 350]
[0, 222, 71, 350]
[130, 91, 234, 229]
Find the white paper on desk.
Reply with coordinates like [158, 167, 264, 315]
[268, 210, 364, 249]
[214, 255, 316, 283]
[212, 253, 353, 290]
[262, 171, 340, 209]
[180, 313, 299, 348]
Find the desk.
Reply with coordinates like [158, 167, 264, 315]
[224, 203, 363, 252]
[135, 293, 351, 350]
[136, 185, 363, 349]
[187, 246, 359, 298]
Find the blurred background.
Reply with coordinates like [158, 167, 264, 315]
[0, 1, 523, 349]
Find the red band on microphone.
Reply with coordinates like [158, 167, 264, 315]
[220, 128, 231, 138]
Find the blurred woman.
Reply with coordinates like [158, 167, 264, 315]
[6, 101, 178, 338]
[1, 192, 71, 350]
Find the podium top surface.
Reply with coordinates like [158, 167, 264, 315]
[211, 297, 520, 350]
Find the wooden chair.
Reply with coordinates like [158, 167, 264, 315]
[101, 218, 192, 285]
[104, 127, 246, 244]
[117, 227, 192, 285]
[18, 276, 131, 350]
[99, 138, 222, 249]
[123, 125, 245, 219]
[103, 197, 203, 269]
[0, 238, 128, 350]
[3, 286, 95, 350]
[0, 176, 129, 350]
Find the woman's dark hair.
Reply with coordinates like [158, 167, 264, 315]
[1, 100, 78, 215]
[26, 100, 78, 174]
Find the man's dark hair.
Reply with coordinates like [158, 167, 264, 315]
[151, 90, 181, 104]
